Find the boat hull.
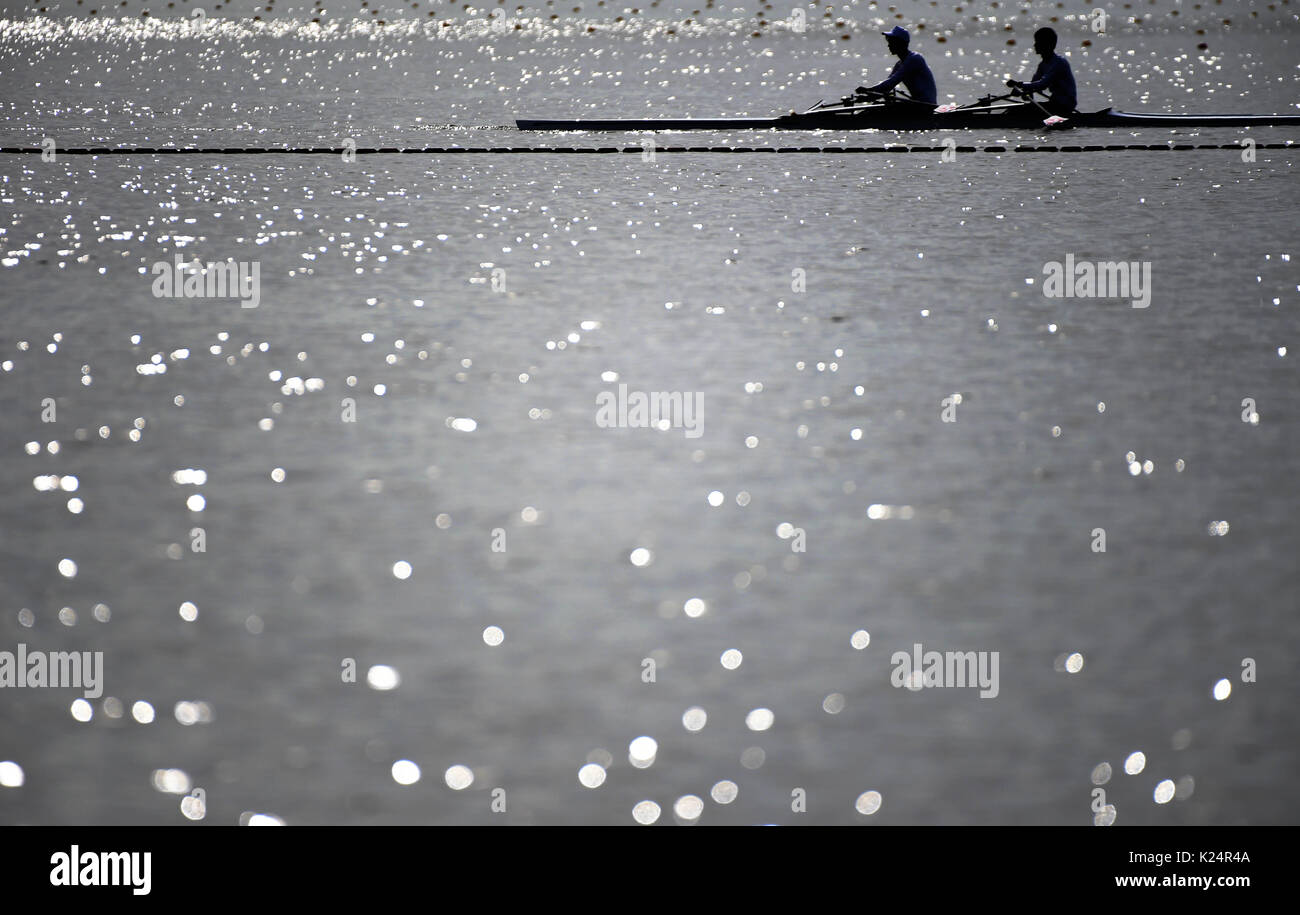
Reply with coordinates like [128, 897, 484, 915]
[516, 107, 1300, 132]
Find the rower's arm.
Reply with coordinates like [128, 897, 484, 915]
[866, 59, 906, 94]
[1020, 58, 1059, 94]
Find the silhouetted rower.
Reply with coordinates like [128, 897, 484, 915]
[858, 26, 938, 107]
[1007, 27, 1077, 115]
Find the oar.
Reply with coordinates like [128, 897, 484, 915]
[936, 92, 1018, 113]
[853, 88, 935, 108]
[1015, 87, 1071, 129]
[803, 88, 911, 115]
[801, 97, 861, 114]
[805, 95, 859, 112]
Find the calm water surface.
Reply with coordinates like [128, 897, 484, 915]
[0, 1, 1297, 824]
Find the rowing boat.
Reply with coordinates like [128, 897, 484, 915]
[517, 102, 1300, 132]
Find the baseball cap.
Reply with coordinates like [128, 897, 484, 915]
[882, 26, 910, 42]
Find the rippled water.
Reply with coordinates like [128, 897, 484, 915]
[4, 0, 1299, 146]
[0, 1, 1297, 825]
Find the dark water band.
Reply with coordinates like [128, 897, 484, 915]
[1, 143, 1294, 155]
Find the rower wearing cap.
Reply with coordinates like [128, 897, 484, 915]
[1006, 27, 1077, 116]
[857, 26, 937, 107]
